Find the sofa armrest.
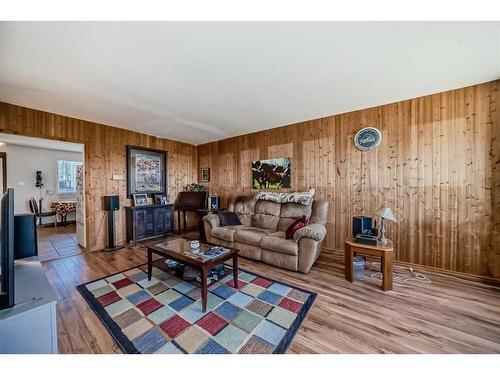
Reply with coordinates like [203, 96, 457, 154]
[293, 223, 326, 242]
[203, 213, 220, 229]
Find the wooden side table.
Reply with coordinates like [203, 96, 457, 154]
[344, 237, 394, 291]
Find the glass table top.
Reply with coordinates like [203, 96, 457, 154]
[148, 238, 236, 263]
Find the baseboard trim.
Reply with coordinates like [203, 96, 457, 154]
[323, 246, 500, 287]
[37, 219, 76, 228]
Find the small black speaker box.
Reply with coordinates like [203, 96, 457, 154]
[352, 216, 373, 236]
[104, 195, 120, 211]
[209, 196, 219, 210]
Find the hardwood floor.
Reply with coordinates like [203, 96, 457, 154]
[41, 243, 500, 354]
[38, 224, 84, 261]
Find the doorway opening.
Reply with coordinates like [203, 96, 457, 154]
[0, 133, 86, 261]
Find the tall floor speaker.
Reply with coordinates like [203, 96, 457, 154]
[103, 195, 123, 252]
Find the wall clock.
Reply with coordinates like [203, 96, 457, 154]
[354, 127, 382, 151]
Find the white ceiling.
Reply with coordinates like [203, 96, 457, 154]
[0, 133, 83, 153]
[0, 22, 499, 145]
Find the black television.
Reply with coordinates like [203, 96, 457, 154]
[0, 188, 14, 310]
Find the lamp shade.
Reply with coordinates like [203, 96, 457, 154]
[375, 207, 397, 222]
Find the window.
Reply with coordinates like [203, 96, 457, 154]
[56, 160, 83, 194]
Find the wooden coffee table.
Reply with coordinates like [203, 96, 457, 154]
[145, 238, 239, 312]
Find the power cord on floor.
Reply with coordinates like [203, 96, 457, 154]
[367, 261, 431, 285]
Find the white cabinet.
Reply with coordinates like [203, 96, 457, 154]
[0, 259, 58, 354]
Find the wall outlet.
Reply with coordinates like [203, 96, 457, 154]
[112, 174, 124, 180]
[18, 180, 25, 186]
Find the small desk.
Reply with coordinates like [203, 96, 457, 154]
[176, 191, 208, 234]
[344, 237, 394, 291]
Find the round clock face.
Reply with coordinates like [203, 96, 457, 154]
[354, 127, 382, 151]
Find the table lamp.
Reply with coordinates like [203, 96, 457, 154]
[375, 206, 397, 244]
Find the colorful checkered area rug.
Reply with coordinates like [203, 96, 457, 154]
[77, 265, 316, 354]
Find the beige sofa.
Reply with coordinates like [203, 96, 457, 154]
[203, 196, 328, 273]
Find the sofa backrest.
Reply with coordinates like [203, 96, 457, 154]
[252, 200, 281, 231]
[309, 200, 329, 225]
[277, 203, 312, 232]
[228, 194, 329, 232]
[229, 196, 256, 227]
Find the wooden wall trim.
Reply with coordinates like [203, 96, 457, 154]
[0, 101, 198, 250]
[197, 80, 500, 278]
[325, 247, 500, 288]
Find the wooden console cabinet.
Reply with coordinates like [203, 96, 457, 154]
[125, 204, 174, 244]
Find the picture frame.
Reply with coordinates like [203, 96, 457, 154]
[126, 145, 167, 198]
[132, 193, 148, 206]
[201, 167, 210, 182]
[252, 157, 291, 189]
[152, 192, 168, 205]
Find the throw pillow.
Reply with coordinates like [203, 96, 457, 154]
[217, 211, 242, 227]
[286, 215, 309, 239]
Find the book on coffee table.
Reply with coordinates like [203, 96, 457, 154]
[183, 246, 229, 260]
[200, 247, 229, 259]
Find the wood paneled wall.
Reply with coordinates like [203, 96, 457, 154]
[1, 80, 498, 278]
[198, 81, 500, 278]
[0, 102, 198, 250]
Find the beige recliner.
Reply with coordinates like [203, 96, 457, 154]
[203, 196, 329, 273]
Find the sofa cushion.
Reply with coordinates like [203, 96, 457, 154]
[217, 211, 241, 226]
[252, 200, 281, 231]
[211, 225, 245, 242]
[234, 226, 273, 247]
[260, 232, 299, 256]
[234, 240, 263, 260]
[233, 197, 256, 227]
[278, 202, 312, 232]
[285, 215, 309, 239]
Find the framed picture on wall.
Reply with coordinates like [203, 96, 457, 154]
[126, 145, 167, 198]
[201, 168, 210, 182]
[252, 157, 291, 189]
